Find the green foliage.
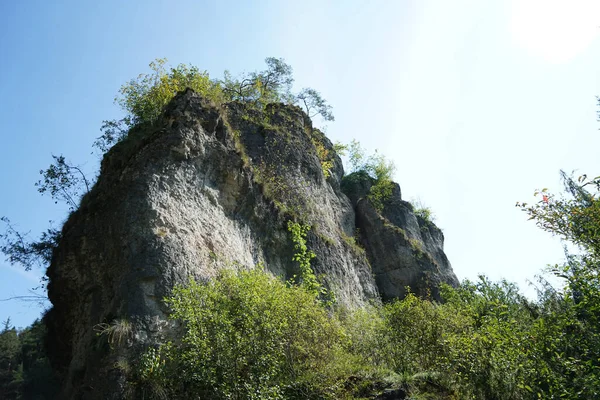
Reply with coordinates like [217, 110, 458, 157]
[135, 345, 171, 400]
[17, 320, 59, 399]
[0, 319, 21, 399]
[222, 57, 294, 106]
[253, 163, 314, 220]
[286, 221, 335, 305]
[516, 171, 600, 398]
[368, 179, 395, 213]
[411, 198, 436, 227]
[35, 155, 90, 210]
[287, 221, 318, 295]
[342, 306, 390, 369]
[148, 264, 599, 399]
[94, 318, 133, 349]
[384, 292, 460, 376]
[2, 56, 339, 293]
[296, 88, 334, 122]
[1, 154, 86, 282]
[439, 279, 535, 399]
[345, 139, 396, 212]
[91, 57, 333, 154]
[347, 139, 366, 174]
[519, 171, 600, 257]
[408, 237, 425, 257]
[95, 59, 223, 153]
[17, 58, 600, 400]
[0, 153, 88, 281]
[351, 171, 600, 399]
[126, 219, 600, 399]
[339, 229, 366, 257]
[0, 217, 60, 272]
[93, 118, 130, 154]
[333, 141, 348, 156]
[309, 129, 335, 179]
[119, 58, 223, 126]
[415, 207, 433, 224]
[346, 139, 395, 181]
[153, 269, 348, 399]
[0, 319, 59, 399]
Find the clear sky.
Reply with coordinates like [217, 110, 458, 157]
[1, 0, 599, 328]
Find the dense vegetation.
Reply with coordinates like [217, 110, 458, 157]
[0, 319, 59, 399]
[116, 171, 600, 400]
[1, 59, 599, 399]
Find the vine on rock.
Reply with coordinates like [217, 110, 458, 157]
[287, 221, 334, 305]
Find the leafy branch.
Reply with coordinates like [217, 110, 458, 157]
[0, 217, 60, 272]
[35, 155, 90, 210]
[296, 88, 334, 122]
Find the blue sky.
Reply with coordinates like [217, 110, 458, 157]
[1, 0, 599, 328]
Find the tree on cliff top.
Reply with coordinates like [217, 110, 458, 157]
[222, 57, 294, 104]
[95, 57, 334, 154]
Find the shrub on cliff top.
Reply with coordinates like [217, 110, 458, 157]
[95, 57, 334, 154]
[94, 58, 224, 152]
[343, 139, 396, 212]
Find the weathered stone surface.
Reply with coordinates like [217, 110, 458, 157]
[44, 89, 457, 398]
[342, 171, 459, 301]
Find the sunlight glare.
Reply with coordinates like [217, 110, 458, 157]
[510, 0, 600, 63]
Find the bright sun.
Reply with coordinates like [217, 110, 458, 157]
[510, 0, 600, 64]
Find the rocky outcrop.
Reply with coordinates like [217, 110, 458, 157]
[342, 172, 459, 301]
[44, 89, 457, 399]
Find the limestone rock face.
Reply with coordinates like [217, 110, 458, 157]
[342, 171, 459, 301]
[44, 90, 457, 399]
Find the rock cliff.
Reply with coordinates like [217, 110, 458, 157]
[44, 89, 458, 399]
[342, 171, 459, 301]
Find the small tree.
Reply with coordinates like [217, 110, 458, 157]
[1, 154, 84, 286]
[345, 139, 396, 211]
[346, 139, 394, 181]
[116, 58, 223, 126]
[0, 217, 60, 272]
[517, 171, 600, 397]
[35, 155, 90, 210]
[519, 171, 600, 258]
[295, 88, 334, 122]
[93, 118, 130, 154]
[94, 59, 224, 153]
[222, 57, 294, 105]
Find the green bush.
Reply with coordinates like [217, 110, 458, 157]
[141, 269, 349, 399]
[127, 254, 600, 400]
[411, 198, 436, 227]
[345, 139, 396, 212]
[94, 59, 224, 152]
[117, 58, 224, 126]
